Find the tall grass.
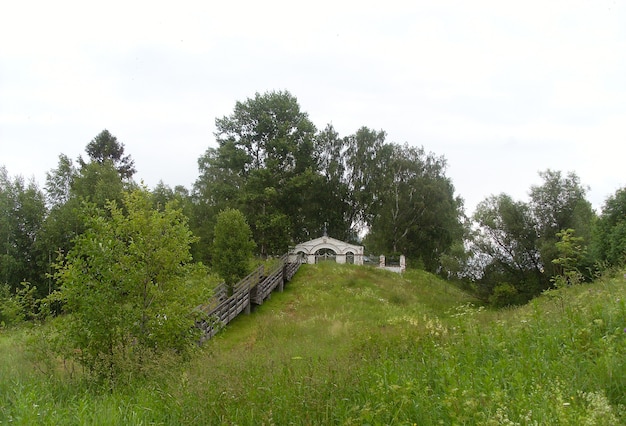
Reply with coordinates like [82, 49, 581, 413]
[1, 263, 625, 424]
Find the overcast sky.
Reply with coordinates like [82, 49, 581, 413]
[1, 0, 625, 214]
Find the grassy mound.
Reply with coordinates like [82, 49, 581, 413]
[1, 263, 625, 424]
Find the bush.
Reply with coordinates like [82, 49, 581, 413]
[0, 284, 22, 326]
[489, 282, 519, 307]
[212, 208, 256, 289]
[0, 282, 41, 326]
[49, 189, 206, 385]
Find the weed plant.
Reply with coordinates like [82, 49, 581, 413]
[1, 263, 624, 424]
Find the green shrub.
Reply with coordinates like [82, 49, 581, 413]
[0, 284, 22, 326]
[2, 265, 625, 424]
[488, 282, 519, 307]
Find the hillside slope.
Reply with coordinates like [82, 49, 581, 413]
[180, 264, 626, 424]
[1, 263, 624, 425]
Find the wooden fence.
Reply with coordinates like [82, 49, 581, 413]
[196, 253, 303, 342]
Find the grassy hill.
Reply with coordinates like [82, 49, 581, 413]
[1, 263, 625, 424]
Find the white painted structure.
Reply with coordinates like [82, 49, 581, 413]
[379, 254, 406, 273]
[290, 235, 364, 265]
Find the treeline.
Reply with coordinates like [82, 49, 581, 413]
[467, 170, 625, 305]
[192, 91, 463, 270]
[1, 90, 625, 312]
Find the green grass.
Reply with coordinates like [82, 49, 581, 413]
[1, 263, 625, 424]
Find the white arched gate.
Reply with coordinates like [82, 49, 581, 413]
[290, 235, 364, 265]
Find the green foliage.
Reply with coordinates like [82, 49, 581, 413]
[529, 169, 594, 278]
[365, 143, 464, 271]
[473, 193, 544, 301]
[0, 167, 48, 295]
[343, 127, 388, 232]
[194, 90, 321, 257]
[0, 281, 43, 327]
[314, 124, 352, 240]
[151, 181, 190, 213]
[0, 284, 22, 326]
[551, 228, 586, 288]
[81, 129, 136, 180]
[2, 265, 625, 423]
[71, 161, 126, 207]
[50, 188, 206, 384]
[192, 91, 464, 267]
[44, 154, 76, 208]
[488, 282, 519, 307]
[212, 208, 256, 287]
[37, 136, 136, 297]
[472, 170, 596, 303]
[593, 187, 626, 268]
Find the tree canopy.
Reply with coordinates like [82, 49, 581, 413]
[212, 208, 256, 288]
[3, 89, 622, 323]
[470, 170, 596, 304]
[192, 90, 465, 271]
[51, 188, 205, 382]
[593, 187, 626, 267]
[82, 129, 136, 180]
[0, 167, 47, 293]
[194, 90, 324, 258]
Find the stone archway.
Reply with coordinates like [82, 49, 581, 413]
[290, 235, 364, 265]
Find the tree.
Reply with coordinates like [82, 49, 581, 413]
[365, 143, 464, 271]
[195, 91, 466, 265]
[38, 159, 126, 287]
[472, 194, 543, 302]
[72, 160, 126, 206]
[41, 139, 132, 248]
[529, 170, 594, 279]
[212, 208, 256, 289]
[0, 167, 47, 294]
[44, 154, 76, 208]
[81, 129, 136, 180]
[214, 90, 317, 177]
[314, 124, 352, 240]
[281, 167, 341, 243]
[51, 188, 204, 383]
[551, 228, 586, 287]
[470, 170, 595, 304]
[342, 127, 388, 233]
[592, 187, 626, 267]
[194, 90, 319, 256]
[152, 181, 190, 211]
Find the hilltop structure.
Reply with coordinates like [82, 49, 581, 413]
[290, 226, 405, 273]
[290, 234, 365, 265]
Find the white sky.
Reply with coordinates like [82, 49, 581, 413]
[1, 0, 625, 215]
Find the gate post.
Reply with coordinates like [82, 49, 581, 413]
[279, 264, 286, 292]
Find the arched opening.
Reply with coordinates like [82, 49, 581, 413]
[296, 251, 306, 262]
[315, 248, 336, 263]
[292, 236, 364, 266]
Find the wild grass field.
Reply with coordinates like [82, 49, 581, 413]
[1, 263, 625, 425]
